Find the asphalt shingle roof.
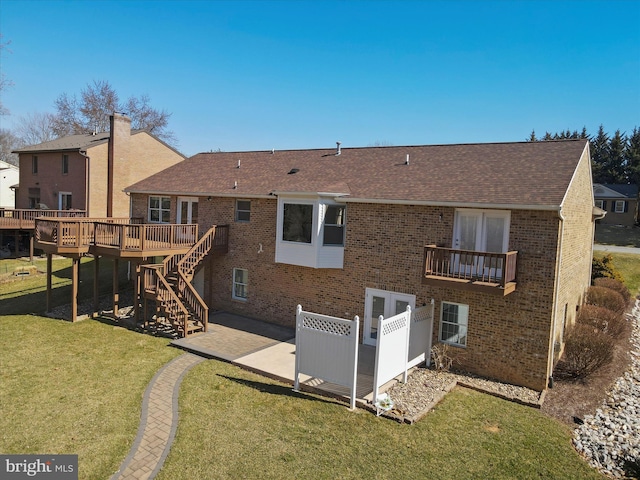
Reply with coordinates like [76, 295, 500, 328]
[126, 140, 589, 208]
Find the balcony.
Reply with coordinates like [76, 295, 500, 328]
[423, 245, 517, 296]
[0, 209, 87, 230]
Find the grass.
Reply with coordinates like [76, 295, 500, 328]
[0, 315, 180, 480]
[156, 361, 603, 480]
[0, 256, 130, 316]
[603, 252, 640, 296]
[594, 223, 640, 247]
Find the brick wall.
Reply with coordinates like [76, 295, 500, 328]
[130, 191, 588, 391]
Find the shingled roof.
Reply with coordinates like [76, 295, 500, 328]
[126, 139, 589, 209]
[12, 129, 165, 153]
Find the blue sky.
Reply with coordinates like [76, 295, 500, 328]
[1, 0, 639, 156]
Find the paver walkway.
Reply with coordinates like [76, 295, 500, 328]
[110, 353, 204, 480]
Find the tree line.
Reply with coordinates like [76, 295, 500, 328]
[528, 126, 640, 186]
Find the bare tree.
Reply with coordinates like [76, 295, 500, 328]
[15, 112, 58, 146]
[0, 35, 13, 115]
[51, 80, 175, 144]
[0, 128, 23, 165]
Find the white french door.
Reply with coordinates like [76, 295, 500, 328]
[177, 197, 199, 242]
[363, 288, 415, 346]
[453, 209, 509, 278]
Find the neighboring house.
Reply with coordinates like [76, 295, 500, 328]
[12, 113, 185, 217]
[125, 139, 598, 392]
[593, 183, 639, 226]
[0, 160, 19, 208]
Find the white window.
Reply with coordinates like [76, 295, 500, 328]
[323, 205, 346, 246]
[594, 199, 604, 209]
[149, 196, 171, 223]
[236, 200, 251, 222]
[282, 203, 313, 243]
[439, 302, 468, 347]
[614, 200, 626, 213]
[232, 268, 248, 300]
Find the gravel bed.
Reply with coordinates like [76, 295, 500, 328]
[384, 365, 542, 423]
[573, 299, 640, 479]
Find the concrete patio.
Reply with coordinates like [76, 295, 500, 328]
[171, 311, 380, 404]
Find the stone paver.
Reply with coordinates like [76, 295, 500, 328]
[111, 353, 204, 480]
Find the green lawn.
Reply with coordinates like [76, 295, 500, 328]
[595, 223, 640, 247]
[156, 361, 602, 480]
[0, 315, 180, 480]
[0, 256, 130, 316]
[603, 252, 640, 295]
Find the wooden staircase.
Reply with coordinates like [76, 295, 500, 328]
[143, 225, 226, 337]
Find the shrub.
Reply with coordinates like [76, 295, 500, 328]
[585, 285, 627, 315]
[431, 343, 453, 371]
[592, 254, 624, 283]
[555, 324, 614, 379]
[594, 277, 631, 305]
[576, 304, 628, 339]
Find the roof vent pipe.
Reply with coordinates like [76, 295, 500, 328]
[405, 154, 410, 165]
[237, 159, 241, 168]
[336, 141, 341, 156]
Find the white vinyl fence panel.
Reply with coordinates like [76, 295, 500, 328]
[372, 306, 411, 403]
[408, 302, 435, 368]
[294, 305, 360, 409]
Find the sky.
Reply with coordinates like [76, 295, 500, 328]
[1, 0, 639, 157]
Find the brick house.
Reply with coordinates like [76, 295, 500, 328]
[593, 183, 639, 226]
[125, 139, 598, 391]
[13, 113, 185, 217]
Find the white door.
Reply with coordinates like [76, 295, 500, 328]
[177, 197, 199, 224]
[453, 210, 509, 278]
[177, 197, 198, 242]
[364, 288, 415, 346]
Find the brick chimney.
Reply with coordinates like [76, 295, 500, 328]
[107, 113, 131, 217]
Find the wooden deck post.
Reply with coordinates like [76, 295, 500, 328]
[113, 258, 119, 317]
[71, 257, 79, 322]
[46, 253, 52, 313]
[93, 255, 100, 316]
[134, 260, 141, 323]
[29, 232, 34, 262]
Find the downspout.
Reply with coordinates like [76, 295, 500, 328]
[79, 150, 90, 216]
[548, 207, 565, 388]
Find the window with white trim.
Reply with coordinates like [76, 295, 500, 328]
[282, 203, 313, 243]
[594, 200, 604, 209]
[232, 268, 248, 300]
[439, 302, 468, 347]
[149, 196, 171, 223]
[323, 205, 346, 246]
[236, 200, 251, 222]
[614, 200, 626, 213]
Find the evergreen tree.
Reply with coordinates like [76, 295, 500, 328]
[591, 125, 610, 184]
[626, 127, 640, 186]
[604, 130, 627, 183]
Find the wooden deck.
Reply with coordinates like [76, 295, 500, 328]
[0, 209, 87, 230]
[34, 219, 229, 258]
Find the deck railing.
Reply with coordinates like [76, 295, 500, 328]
[1, 209, 87, 229]
[93, 223, 198, 252]
[35, 217, 130, 249]
[424, 245, 517, 287]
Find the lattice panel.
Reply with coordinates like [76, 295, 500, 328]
[302, 315, 352, 336]
[413, 307, 434, 324]
[382, 316, 408, 336]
